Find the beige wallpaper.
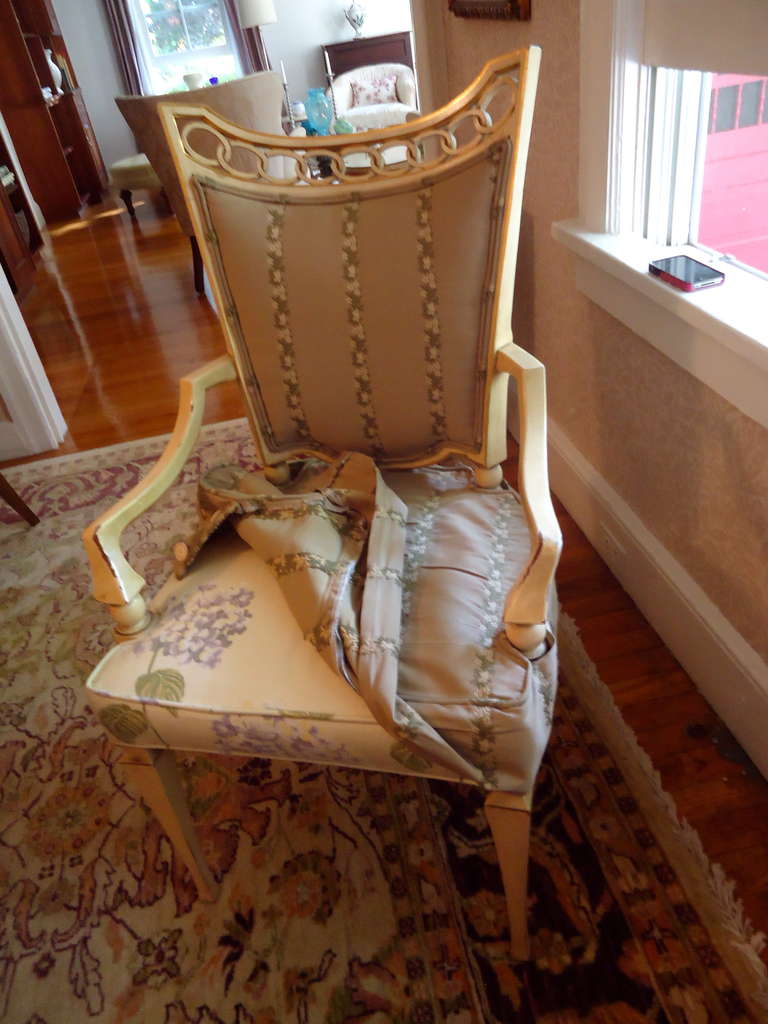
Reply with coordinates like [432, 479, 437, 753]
[424, 1, 768, 663]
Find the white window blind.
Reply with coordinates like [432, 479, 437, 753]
[643, 0, 768, 75]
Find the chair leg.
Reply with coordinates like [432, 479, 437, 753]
[119, 188, 136, 219]
[117, 747, 218, 902]
[190, 235, 204, 294]
[0, 472, 39, 525]
[484, 790, 532, 960]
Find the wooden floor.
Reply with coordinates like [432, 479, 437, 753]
[9, 197, 768, 962]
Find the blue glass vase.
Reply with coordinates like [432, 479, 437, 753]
[306, 88, 334, 136]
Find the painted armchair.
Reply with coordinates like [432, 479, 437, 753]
[83, 47, 560, 960]
[329, 62, 418, 131]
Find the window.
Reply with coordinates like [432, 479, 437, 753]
[641, 67, 768, 279]
[128, 0, 243, 94]
[698, 74, 768, 276]
[552, 0, 768, 434]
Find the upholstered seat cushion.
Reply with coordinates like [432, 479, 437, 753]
[87, 465, 556, 791]
[343, 102, 415, 132]
[109, 153, 162, 191]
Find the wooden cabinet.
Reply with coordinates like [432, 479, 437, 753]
[0, 0, 107, 224]
[322, 31, 414, 78]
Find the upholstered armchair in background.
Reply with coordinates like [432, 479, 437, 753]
[84, 48, 561, 960]
[329, 62, 418, 130]
[115, 71, 284, 292]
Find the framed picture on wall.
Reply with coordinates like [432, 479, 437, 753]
[449, 0, 531, 19]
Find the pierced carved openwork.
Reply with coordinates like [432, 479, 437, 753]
[171, 61, 522, 188]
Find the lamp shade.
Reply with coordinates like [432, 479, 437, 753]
[237, 0, 277, 27]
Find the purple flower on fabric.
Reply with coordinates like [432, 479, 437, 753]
[211, 714, 362, 765]
[134, 584, 254, 669]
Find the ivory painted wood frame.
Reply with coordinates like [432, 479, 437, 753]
[449, 0, 531, 20]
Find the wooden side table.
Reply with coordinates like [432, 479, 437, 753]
[0, 472, 39, 525]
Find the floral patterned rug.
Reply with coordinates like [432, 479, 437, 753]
[1, 420, 766, 1024]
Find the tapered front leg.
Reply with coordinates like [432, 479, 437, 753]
[118, 746, 218, 902]
[484, 790, 532, 960]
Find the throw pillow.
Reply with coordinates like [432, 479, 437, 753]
[350, 74, 398, 107]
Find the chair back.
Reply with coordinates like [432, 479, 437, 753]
[159, 48, 540, 472]
[116, 72, 284, 235]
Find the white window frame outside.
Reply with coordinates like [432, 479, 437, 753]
[129, 0, 242, 95]
[553, 0, 768, 432]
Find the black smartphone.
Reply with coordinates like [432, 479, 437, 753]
[648, 255, 725, 292]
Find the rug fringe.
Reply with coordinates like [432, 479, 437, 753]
[558, 613, 768, 1014]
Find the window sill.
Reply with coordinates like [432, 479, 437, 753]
[552, 220, 768, 430]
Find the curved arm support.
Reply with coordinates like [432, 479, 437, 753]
[82, 355, 237, 635]
[495, 343, 562, 655]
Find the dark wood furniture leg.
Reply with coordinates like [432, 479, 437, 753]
[190, 235, 204, 294]
[0, 472, 39, 525]
[120, 189, 136, 219]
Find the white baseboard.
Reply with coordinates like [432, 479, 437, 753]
[547, 421, 768, 779]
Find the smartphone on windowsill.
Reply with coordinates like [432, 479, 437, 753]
[648, 255, 725, 292]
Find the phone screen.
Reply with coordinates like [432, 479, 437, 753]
[649, 256, 724, 287]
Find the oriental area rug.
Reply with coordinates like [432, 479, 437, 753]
[1, 420, 766, 1024]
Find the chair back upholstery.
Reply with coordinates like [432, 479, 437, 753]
[331, 63, 417, 115]
[116, 72, 284, 236]
[159, 48, 540, 472]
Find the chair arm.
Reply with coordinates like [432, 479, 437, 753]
[82, 354, 237, 638]
[330, 75, 353, 115]
[495, 342, 562, 656]
[396, 69, 417, 108]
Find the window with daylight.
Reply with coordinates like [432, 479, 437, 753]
[552, 0, 768, 434]
[698, 74, 768, 276]
[128, 0, 243, 94]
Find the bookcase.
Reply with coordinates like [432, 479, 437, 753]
[0, 0, 107, 224]
[0, 127, 42, 295]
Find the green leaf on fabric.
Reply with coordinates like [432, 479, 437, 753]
[135, 669, 185, 703]
[389, 742, 432, 774]
[98, 704, 149, 743]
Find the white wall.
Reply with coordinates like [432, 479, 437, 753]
[52, 0, 138, 171]
[262, 0, 413, 107]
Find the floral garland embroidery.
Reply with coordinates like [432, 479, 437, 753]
[468, 494, 518, 785]
[400, 494, 440, 622]
[533, 662, 555, 727]
[267, 552, 339, 578]
[341, 200, 384, 453]
[266, 204, 310, 439]
[416, 189, 447, 439]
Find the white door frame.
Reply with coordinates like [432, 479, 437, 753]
[0, 270, 66, 461]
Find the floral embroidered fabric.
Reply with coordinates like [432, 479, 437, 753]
[350, 74, 399, 108]
[88, 456, 557, 791]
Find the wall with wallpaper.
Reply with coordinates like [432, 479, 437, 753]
[419, 4, 768, 691]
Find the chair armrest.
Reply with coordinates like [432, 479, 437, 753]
[495, 342, 562, 656]
[82, 354, 237, 638]
[396, 70, 417, 108]
[330, 75, 353, 114]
